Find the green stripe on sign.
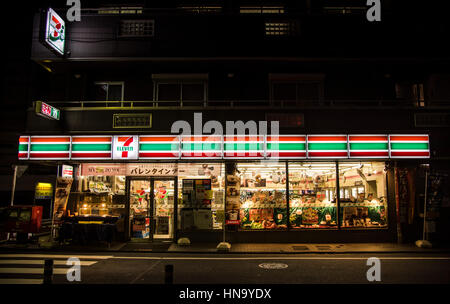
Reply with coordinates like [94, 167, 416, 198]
[140, 143, 178, 151]
[308, 143, 347, 151]
[350, 143, 388, 150]
[267, 143, 306, 151]
[182, 143, 221, 151]
[18, 144, 28, 152]
[72, 144, 111, 152]
[30, 144, 70, 151]
[224, 143, 262, 151]
[391, 142, 429, 150]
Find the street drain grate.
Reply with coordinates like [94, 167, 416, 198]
[316, 245, 332, 250]
[292, 246, 309, 251]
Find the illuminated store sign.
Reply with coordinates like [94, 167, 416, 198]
[18, 134, 431, 160]
[35, 101, 60, 120]
[113, 136, 139, 160]
[44, 8, 66, 55]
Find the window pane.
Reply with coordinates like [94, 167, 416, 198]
[177, 163, 225, 230]
[94, 84, 108, 100]
[289, 162, 337, 229]
[297, 82, 320, 100]
[182, 83, 204, 101]
[108, 84, 123, 101]
[158, 83, 181, 101]
[338, 162, 388, 228]
[272, 83, 296, 101]
[236, 162, 287, 230]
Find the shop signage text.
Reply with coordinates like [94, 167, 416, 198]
[19, 134, 431, 160]
[35, 101, 60, 120]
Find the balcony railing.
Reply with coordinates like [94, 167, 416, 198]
[43, 99, 450, 111]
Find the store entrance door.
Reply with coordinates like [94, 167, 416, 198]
[127, 177, 176, 242]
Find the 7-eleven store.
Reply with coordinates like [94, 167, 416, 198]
[17, 134, 430, 244]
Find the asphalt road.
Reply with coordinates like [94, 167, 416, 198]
[0, 252, 449, 284]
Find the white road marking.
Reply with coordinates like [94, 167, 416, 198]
[0, 268, 69, 274]
[0, 254, 113, 259]
[0, 279, 43, 284]
[0, 260, 97, 266]
[112, 256, 450, 261]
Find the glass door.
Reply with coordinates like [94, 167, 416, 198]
[129, 179, 151, 240]
[153, 179, 175, 240]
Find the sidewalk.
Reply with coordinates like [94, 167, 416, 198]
[1, 241, 449, 254]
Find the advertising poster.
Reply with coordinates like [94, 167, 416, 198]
[52, 177, 73, 224]
[226, 174, 241, 225]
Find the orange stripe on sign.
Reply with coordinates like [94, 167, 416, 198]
[19, 137, 29, 143]
[308, 136, 347, 141]
[72, 137, 111, 143]
[267, 136, 305, 142]
[349, 135, 387, 141]
[31, 137, 70, 143]
[140, 136, 178, 142]
[182, 136, 221, 142]
[390, 135, 429, 141]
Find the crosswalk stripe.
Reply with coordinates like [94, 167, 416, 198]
[0, 260, 97, 266]
[0, 268, 69, 274]
[0, 279, 43, 284]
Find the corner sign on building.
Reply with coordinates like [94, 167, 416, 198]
[43, 8, 66, 55]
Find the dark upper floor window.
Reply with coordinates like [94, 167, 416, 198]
[98, 6, 144, 14]
[395, 82, 425, 107]
[265, 20, 298, 36]
[153, 74, 208, 105]
[94, 82, 124, 101]
[240, 5, 285, 14]
[269, 74, 324, 104]
[119, 20, 155, 37]
[177, 5, 223, 14]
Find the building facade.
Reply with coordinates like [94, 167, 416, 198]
[7, 1, 450, 245]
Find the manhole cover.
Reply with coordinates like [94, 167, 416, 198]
[292, 245, 309, 251]
[258, 263, 288, 269]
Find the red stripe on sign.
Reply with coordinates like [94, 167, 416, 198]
[266, 152, 306, 157]
[348, 136, 388, 141]
[307, 136, 347, 142]
[71, 153, 112, 158]
[308, 152, 348, 157]
[224, 152, 264, 157]
[391, 151, 430, 157]
[181, 152, 222, 157]
[390, 135, 428, 141]
[30, 153, 69, 158]
[19, 137, 29, 143]
[18, 153, 28, 158]
[224, 137, 263, 142]
[350, 151, 389, 157]
[266, 136, 306, 142]
[139, 152, 179, 158]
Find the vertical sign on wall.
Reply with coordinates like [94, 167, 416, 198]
[44, 8, 66, 55]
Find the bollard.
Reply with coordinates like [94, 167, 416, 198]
[164, 264, 173, 284]
[43, 259, 53, 284]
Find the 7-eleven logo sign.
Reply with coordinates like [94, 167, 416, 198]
[113, 136, 138, 159]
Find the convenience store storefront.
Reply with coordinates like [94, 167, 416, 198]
[17, 134, 430, 243]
